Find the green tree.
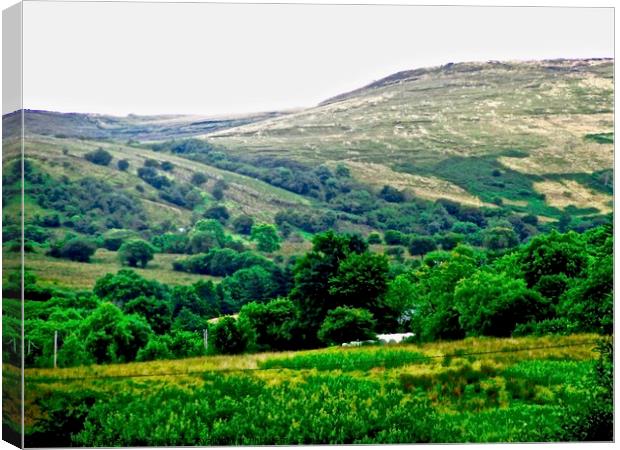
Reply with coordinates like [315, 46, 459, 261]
[250, 223, 281, 252]
[118, 239, 155, 268]
[483, 226, 519, 250]
[290, 232, 368, 347]
[50, 238, 97, 262]
[232, 215, 254, 235]
[328, 252, 391, 326]
[454, 271, 551, 337]
[117, 159, 129, 171]
[124, 295, 173, 334]
[80, 303, 152, 364]
[210, 316, 247, 354]
[367, 232, 382, 245]
[318, 307, 377, 345]
[84, 148, 113, 166]
[94, 269, 167, 307]
[238, 298, 298, 351]
[220, 266, 279, 312]
[408, 236, 437, 256]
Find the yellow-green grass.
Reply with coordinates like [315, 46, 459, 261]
[3, 248, 217, 290]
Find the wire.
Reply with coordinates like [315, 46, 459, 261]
[26, 339, 600, 383]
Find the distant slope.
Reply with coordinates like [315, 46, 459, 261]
[206, 59, 613, 215]
[3, 109, 289, 142]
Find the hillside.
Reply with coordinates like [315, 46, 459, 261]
[206, 58, 613, 217]
[2, 109, 288, 141]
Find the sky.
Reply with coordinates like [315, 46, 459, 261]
[20, 1, 614, 117]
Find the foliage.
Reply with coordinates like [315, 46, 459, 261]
[318, 307, 377, 345]
[238, 298, 299, 351]
[48, 237, 97, 262]
[84, 148, 112, 166]
[251, 223, 281, 252]
[210, 316, 247, 354]
[118, 239, 156, 268]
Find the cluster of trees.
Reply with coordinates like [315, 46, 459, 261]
[12, 222, 612, 368]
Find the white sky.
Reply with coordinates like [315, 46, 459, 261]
[22, 1, 614, 117]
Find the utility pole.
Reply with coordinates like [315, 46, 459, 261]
[53, 331, 58, 369]
[203, 328, 208, 350]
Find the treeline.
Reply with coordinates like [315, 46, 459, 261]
[7, 223, 611, 368]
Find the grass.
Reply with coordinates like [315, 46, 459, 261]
[2, 247, 217, 289]
[17, 333, 602, 445]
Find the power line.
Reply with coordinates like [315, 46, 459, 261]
[27, 339, 600, 383]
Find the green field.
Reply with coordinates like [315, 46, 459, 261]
[16, 334, 607, 446]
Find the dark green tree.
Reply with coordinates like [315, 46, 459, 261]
[118, 239, 156, 268]
[318, 307, 377, 345]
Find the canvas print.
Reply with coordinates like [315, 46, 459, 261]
[1, 1, 614, 447]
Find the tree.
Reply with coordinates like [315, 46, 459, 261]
[250, 223, 281, 253]
[117, 159, 129, 171]
[379, 185, 406, 203]
[483, 226, 519, 251]
[210, 316, 247, 354]
[49, 238, 97, 262]
[94, 269, 167, 307]
[318, 307, 377, 345]
[124, 295, 173, 334]
[160, 161, 174, 172]
[367, 232, 382, 245]
[203, 205, 230, 224]
[384, 230, 409, 246]
[408, 236, 437, 256]
[80, 303, 152, 364]
[219, 266, 279, 312]
[454, 271, 551, 337]
[519, 230, 589, 288]
[191, 172, 208, 185]
[84, 148, 113, 166]
[238, 298, 298, 351]
[118, 239, 155, 268]
[233, 215, 254, 235]
[290, 232, 368, 347]
[328, 252, 390, 313]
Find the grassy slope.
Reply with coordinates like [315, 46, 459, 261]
[3, 133, 312, 225]
[206, 59, 613, 216]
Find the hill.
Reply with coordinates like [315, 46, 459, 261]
[205, 58, 613, 217]
[3, 109, 288, 141]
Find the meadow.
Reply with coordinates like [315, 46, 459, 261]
[20, 334, 608, 446]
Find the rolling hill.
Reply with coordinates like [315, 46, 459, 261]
[205, 58, 613, 216]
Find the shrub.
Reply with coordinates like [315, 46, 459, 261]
[160, 161, 174, 172]
[367, 232, 382, 245]
[238, 298, 298, 351]
[117, 159, 129, 171]
[318, 307, 377, 345]
[250, 223, 281, 252]
[49, 238, 97, 262]
[118, 239, 156, 268]
[203, 205, 230, 224]
[84, 148, 112, 166]
[191, 172, 208, 185]
[210, 316, 247, 354]
[408, 236, 437, 256]
[232, 215, 254, 235]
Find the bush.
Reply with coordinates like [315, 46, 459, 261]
[117, 159, 129, 171]
[238, 298, 298, 351]
[191, 172, 208, 185]
[84, 148, 112, 166]
[49, 238, 97, 262]
[318, 307, 377, 345]
[250, 223, 280, 252]
[160, 161, 174, 172]
[210, 316, 247, 354]
[232, 215, 254, 235]
[409, 236, 437, 256]
[384, 230, 409, 246]
[367, 232, 382, 245]
[203, 205, 230, 224]
[118, 239, 156, 268]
